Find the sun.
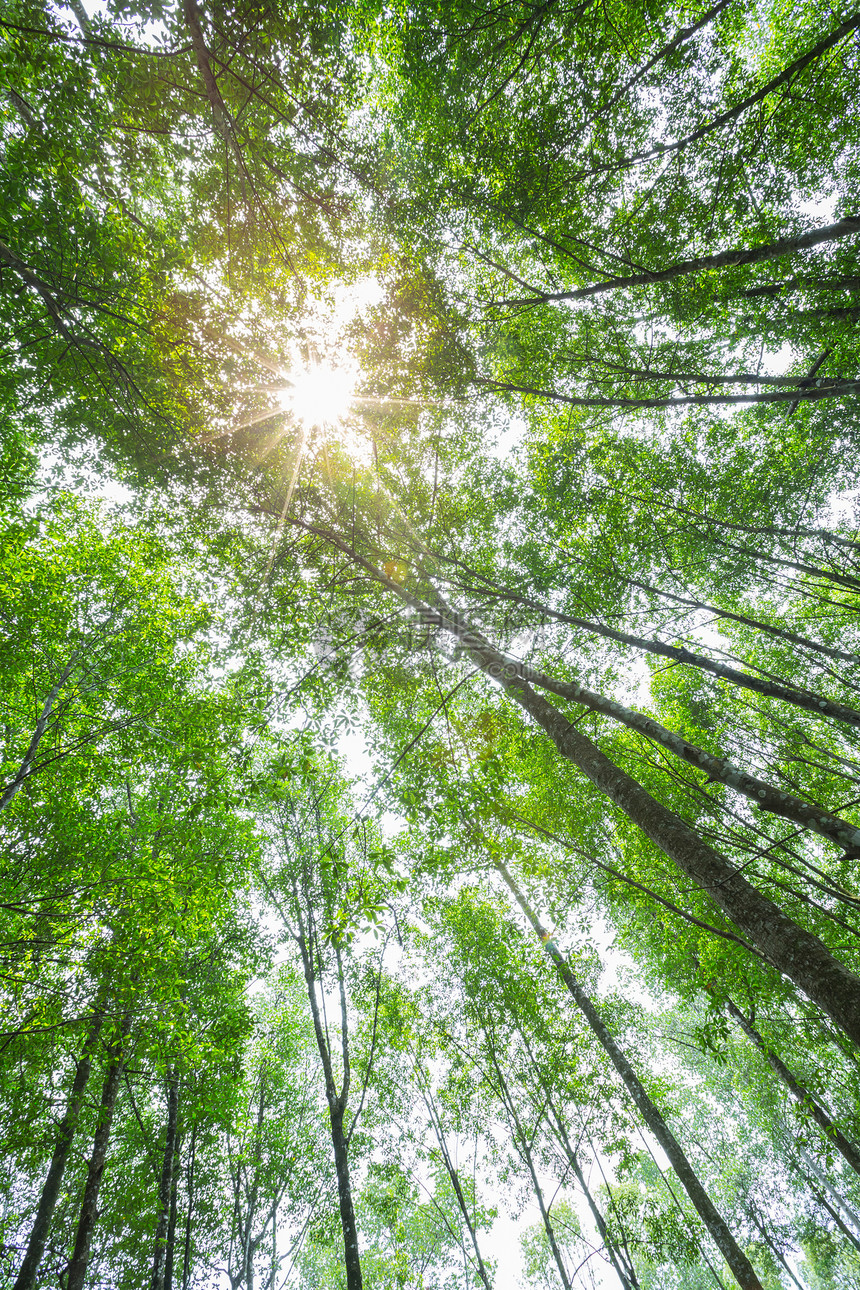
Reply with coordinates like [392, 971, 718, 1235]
[280, 363, 356, 428]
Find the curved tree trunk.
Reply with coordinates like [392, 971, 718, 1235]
[497, 215, 860, 306]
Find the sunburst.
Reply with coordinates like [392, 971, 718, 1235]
[279, 362, 357, 429]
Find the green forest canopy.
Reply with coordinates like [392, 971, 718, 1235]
[2, 0, 860, 1286]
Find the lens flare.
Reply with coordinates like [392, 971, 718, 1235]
[280, 363, 355, 428]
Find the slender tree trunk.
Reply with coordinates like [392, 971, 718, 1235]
[182, 1123, 197, 1290]
[0, 657, 77, 812]
[295, 916, 363, 1290]
[152, 1070, 180, 1290]
[518, 1031, 640, 1290]
[512, 655, 860, 856]
[744, 1203, 805, 1290]
[494, 858, 764, 1290]
[164, 1113, 181, 1290]
[492, 668, 860, 1045]
[803, 1178, 860, 1256]
[488, 1051, 572, 1290]
[624, 576, 858, 666]
[797, 1146, 860, 1237]
[567, 1153, 639, 1290]
[474, 373, 860, 410]
[13, 1006, 106, 1290]
[449, 571, 860, 726]
[415, 1069, 493, 1289]
[182, 0, 243, 169]
[65, 1015, 133, 1290]
[497, 215, 860, 306]
[724, 1000, 860, 1177]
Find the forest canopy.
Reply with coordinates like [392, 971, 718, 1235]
[2, 0, 860, 1287]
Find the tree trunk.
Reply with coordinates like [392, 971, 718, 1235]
[513, 657, 860, 857]
[725, 1000, 860, 1178]
[803, 1179, 860, 1256]
[624, 576, 858, 666]
[490, 666, 860, 1046]
[495, 858, 764, 1290]
[497, 215, 860, 306]
[744, 1203, 805, 1290]
[152, 1069, 180, 1290]
[13, 1006, 106, 1290]
[329, 1105, 363, 1290]
[295, 912, 363, 1290]
[279, 518, 860, 1045]
[182, 1122, 197, 1290]
[797, 1146, 860, 1238]
[450, 572, 860, 725]
[65, 1015, 132, 1290]
[519, 1031, 640, 1290]
[415, 1068, 493, 1289]
[475, 373, 860, 410]
[0, 657, 78, 813]
[164, 1115, 181, 1290]
[489, 1051, 572, 1290]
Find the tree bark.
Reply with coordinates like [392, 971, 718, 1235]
[805, 1181, 860, 1255]
[518, 1030, 640, 1290]
[295, 913, 363, 1290]
[182, 0, 244, 175]
[0, 657, 78, 813]
[797, 1146, 860, 1238]
[625, 576, 858, 666]
[329, 1105, 363, 1290]
[65, 1015, 133, 1290]
[415, 1068, 493, 1289]
[164, 1116, 181, 1290]
[568, 12, 860, 182]
[152, 1070, 180, 1290]
[13, 1006, 106, 1290]
[494, 859, 764, 1290]
[744, 1203, 805, 1290]
[488, 1049, 573, 1290]
[495, 668, 860, 1046]
[503, 655, 860, 857]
